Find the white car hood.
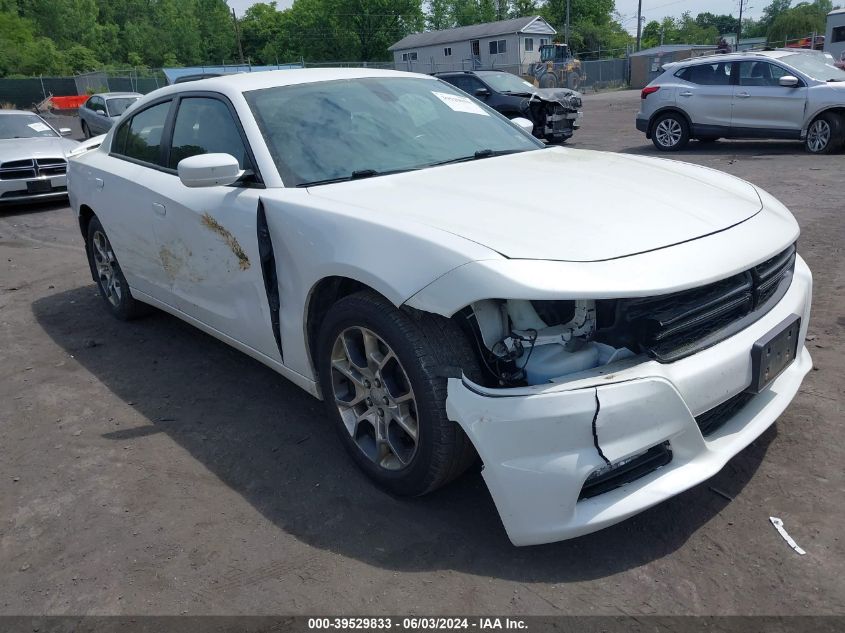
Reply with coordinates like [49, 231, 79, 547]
[307, 148, 763, 262]
[0, 136, 79, 161]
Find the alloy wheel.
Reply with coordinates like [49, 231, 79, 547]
[92, 230, 122, 307]
[330, 326, 419, 471]
[807, 119, 831, 153]
[655, 118, 683, 148]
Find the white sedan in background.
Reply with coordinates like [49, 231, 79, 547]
[68, 69, 812, 546]
[0, 110, 77, 204]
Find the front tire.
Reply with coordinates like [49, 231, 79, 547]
[651, 112, 690, 151]
[86, 216, 148, 320]
[805, 112, 844, 154]
[317, 291, 480, 496]
[81, 120, 90, 139]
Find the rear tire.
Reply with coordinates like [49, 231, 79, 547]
[317, 291, 481, 496]
[86, 216, 149, 320]
[651, 112, 690, 151]
[805, 112, 844, 154]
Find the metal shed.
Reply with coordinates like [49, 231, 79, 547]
[629, 45, 716, 89]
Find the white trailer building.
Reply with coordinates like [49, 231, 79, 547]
[389, 16, 557, 74]
[826, 8, 845, 62]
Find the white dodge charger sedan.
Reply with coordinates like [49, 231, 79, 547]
[68, 69, 812, 546]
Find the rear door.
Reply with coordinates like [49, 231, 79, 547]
[731, 61, 807, 136]
[674, 61, 735, 131]
[94, 98, 175, 295]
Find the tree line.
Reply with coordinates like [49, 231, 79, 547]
[0, 0, 838, 77]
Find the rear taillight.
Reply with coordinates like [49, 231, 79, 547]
[641, 86, 660, 99]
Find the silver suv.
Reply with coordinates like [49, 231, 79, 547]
[636, 50, 845, 153]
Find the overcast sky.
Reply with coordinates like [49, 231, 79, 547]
[226, 0, 764, 33]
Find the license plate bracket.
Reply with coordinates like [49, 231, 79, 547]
[26, 180, 51, 194]
[747, 315, 800, 393]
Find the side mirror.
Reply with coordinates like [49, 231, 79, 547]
[474, 87, 490, 97]
[779, 75, 800, 87]
[59, 128, 72, 137]
[510, 117, 534, 133]
[177, 153, 244, 188]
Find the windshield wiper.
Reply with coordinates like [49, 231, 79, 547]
[297, 167, 417, 188]
[429, 148, 527, 167]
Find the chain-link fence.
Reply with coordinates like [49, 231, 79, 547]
[0, 54, 633, 110]
[0, 69, 168, 109]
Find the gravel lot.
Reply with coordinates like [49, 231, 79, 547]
[1, 90, 843, 617]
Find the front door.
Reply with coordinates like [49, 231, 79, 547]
[731, 61, 807, 136]
[148, 94, 282, 362]
[470, 40, 480, 68]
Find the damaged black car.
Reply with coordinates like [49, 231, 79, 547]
[433, 69, 583, 143]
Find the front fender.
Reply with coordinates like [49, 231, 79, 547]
[258, 191, 502, 380]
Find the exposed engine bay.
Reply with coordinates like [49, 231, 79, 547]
[521, 88, 583, 143]
[461, 299, 636, 387]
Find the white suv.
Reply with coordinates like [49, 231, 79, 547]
[636, 50, 845, 153]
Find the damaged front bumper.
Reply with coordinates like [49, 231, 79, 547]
[446, 256, 813, 546]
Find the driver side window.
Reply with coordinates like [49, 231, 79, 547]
[738, 61, 790, 87]
[168, 97, 250, 170]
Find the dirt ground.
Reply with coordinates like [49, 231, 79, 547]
[1, 90, 843, 617]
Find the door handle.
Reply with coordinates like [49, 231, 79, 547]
[736, 92, 751, 98]
[679, 91, 693, 97]
[152, 202, 166, 216]
[94, 177, 104, 190]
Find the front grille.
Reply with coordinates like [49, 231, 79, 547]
[36, 158, 67, 177]
[607, 244, 796, 362]
[0, 185, 66, 198]
[0, 157, 66, 180]
[579, 442, 672, 500]
[695, 392, 755, 436]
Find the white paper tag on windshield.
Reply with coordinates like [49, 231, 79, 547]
[28, 122, 50, 132]
[432, 91, 489, 116]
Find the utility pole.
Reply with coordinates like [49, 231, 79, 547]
[565, 0, 571, 46]
[736, 0, 745, 49]
[636, 0, 643, 51]
[231, 7, 245, 65]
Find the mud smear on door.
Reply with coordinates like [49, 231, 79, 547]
[200, 212, 250, 270]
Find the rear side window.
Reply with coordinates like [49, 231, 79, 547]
[832, 26, 845, 43]
[168, 97, 249, 169]
[113, 100, 171, 166]
[677, 62, 732, 85]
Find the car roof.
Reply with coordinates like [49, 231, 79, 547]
[167, 68, 429, 94]
[91, 92, 142, 99]
[0, 109, 43, 116]
[675, 50, 796, 67]
[128, 68, 438, 113]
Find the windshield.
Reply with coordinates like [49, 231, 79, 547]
[782, 53, 845, 81]
[480, 73, 537, 94]
[246, 77, 541, 187]
[0, 113, 58, 139]
[106, 97, 139, 116]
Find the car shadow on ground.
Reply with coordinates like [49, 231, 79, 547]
[616, 139, 808, 158]
[0, 199, 69, 218]
[32, 285, 777, 583]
